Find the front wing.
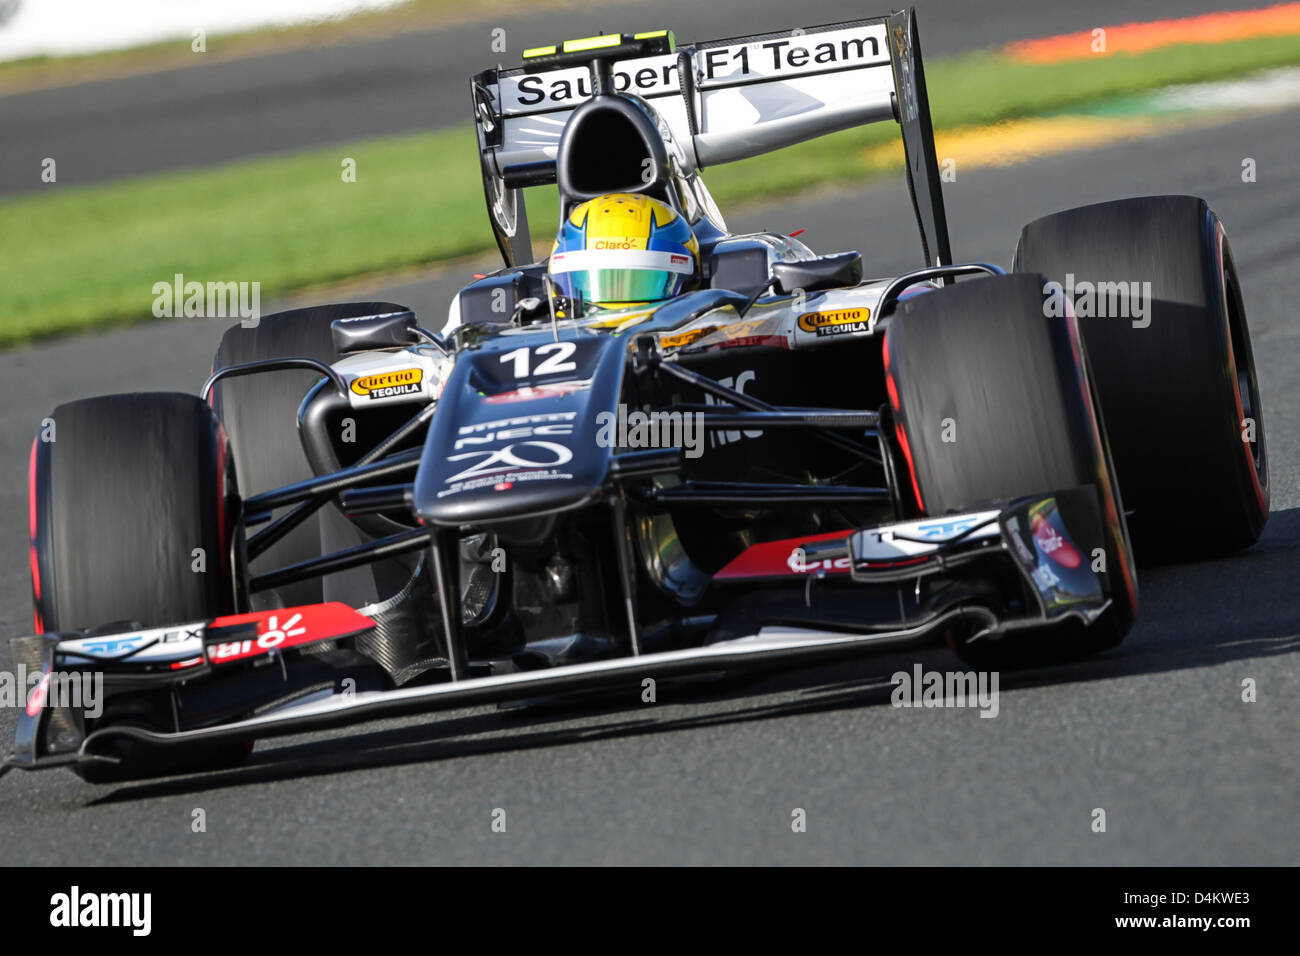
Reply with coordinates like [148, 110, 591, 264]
[2, 488, 1112, 778]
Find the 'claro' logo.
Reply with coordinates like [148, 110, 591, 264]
[797, 308, 870, 337]
[593, 239, 643, 250]
[351, 368, 423, 400]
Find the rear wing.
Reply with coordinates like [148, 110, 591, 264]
[471, 7, 952, 271]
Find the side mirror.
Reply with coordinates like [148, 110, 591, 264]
[771, 252, 863, 295]
[331, 310, 418, 353]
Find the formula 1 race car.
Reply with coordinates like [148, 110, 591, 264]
[4, 9, 1268, 781]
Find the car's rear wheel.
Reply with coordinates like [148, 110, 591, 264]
[883, 273, 1137, 668]
[29, 392, 248, 780]
[211, 302, 409, 609]
[1014, 195, 1268, 561]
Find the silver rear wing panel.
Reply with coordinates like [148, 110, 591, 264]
[471, 7, 953, 271]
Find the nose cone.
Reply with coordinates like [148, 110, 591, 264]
[412, 331, 626, 526]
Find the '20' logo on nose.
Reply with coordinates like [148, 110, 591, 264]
[446, 441, 573, 482]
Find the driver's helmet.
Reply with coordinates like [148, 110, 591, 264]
[548, 193, 700, 311]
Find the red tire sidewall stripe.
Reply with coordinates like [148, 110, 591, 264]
[1214, 222, 1268, 515]
[28, 437, 41, 632]
[216, 422, 229, 584]
[1061, 298, 1139, 619]
[882, 332, 925, 513]
[28, 434, 57, 634]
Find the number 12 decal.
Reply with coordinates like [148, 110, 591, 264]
[499, 342, 577, 378]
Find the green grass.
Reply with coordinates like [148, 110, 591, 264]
[0, 129, 527, 342]
[4, 33, 1300, 345]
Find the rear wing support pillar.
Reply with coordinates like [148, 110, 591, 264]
[887, 8, 953, 273]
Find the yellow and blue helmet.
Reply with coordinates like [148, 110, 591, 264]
[548, 193, 700, 310]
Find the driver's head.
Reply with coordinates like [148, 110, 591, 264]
[548, 193, 699, 311]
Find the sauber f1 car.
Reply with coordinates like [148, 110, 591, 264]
[4, 10, 1268, 780]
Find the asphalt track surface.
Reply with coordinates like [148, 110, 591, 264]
[0, 0, 1284, 195]
[0, 98, 1297, 863]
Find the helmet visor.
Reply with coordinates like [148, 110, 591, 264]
[550, 250, 694, 306]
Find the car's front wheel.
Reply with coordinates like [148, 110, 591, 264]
[883, 273, 1137, 668]
[29, 392, 248, 780]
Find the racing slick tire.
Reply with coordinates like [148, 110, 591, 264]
[1014, 195, 1268, 561]
[29, 392, 248, 780]
[211, 302, 408, 609]
[883, 273, 1138, 668]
